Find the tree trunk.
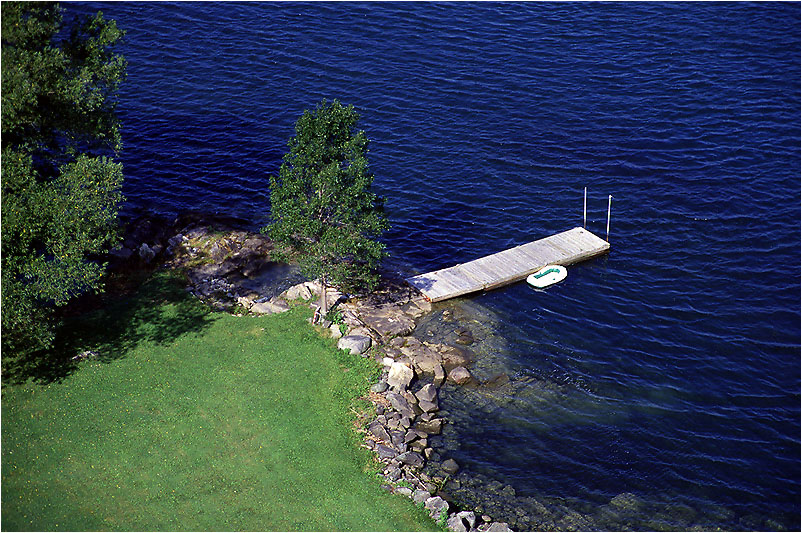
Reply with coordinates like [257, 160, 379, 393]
[320, 274, 328, 318]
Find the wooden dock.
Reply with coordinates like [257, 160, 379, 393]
[406, 227, 610, 302]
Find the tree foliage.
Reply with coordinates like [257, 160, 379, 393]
[264, 99, 389, 310]
[1, 1, 126, 360]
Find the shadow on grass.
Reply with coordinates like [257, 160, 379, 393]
[2, 271, 217, 386]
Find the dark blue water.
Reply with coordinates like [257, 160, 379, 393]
[74, 2, 800, 529]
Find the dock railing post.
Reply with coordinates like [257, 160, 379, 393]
[583, 187, 587, 229]
[606, 194, 612, 242]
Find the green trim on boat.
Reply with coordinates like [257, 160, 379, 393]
[532, 267, 561, 279]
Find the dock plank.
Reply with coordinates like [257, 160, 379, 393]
[406, 227, 610, 302]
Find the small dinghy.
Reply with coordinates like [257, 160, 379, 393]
[526, 264, 567, 288]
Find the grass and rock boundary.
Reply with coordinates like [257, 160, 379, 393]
[108, 212, 513, 532]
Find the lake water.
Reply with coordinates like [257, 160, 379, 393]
[74, 2, 800, 530]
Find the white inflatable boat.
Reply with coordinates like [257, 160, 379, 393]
[526, 264, 567, 288]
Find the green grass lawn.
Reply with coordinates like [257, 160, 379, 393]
[2, 273, 435, 531]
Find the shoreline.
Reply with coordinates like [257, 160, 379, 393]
[105, 211, 514, 532]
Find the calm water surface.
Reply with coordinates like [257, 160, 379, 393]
[74, 2, 801, 529]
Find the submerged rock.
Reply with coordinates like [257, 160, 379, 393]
[447, 366, 473, 385]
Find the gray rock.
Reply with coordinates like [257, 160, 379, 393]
[415, 383, 438, 403]
[236, 296, 255, 309]
[425, 496, 449, 519]
[440, 344, 473, 370]
[397, 451, 425, 468]
[487, 522, 512, 532]
[418, 399, 439, 413]
[413, 489, 431, 505]
[387, 362, 414, 391]
[434, 363, 446, 387]
[376, 444, 397, 461]
[368, 420, 391, 443]
[447, 366, 473, 385]
[410, 348, 443, 375]
[285, 283, 313, 301]
[447, 515, 468, 532]
[251, 299, 290, 315]
[110, 246, 134, 260]
[395, 486, 413, 498]
[359, 307, 416, 338]
[409, 439, 427, 452]
[383, 464, 402, 482]
[139, 243, 156, 262]
[457, 511, 477, 529]
[385, 391, 416, 419]
[329, 323, 343, 339]
[404, 429, 427, 442]
[415, 418, 444, 435]
[370, 381, 389, 393]
[390, 430, 406, 449]
[337, 335, 372, 355]
[442, 458, 460, 475]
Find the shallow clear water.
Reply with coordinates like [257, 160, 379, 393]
[74, 2, 800, 529]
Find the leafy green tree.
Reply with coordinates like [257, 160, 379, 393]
[1, 2, 126, 361]
[264, 99, 389, 316]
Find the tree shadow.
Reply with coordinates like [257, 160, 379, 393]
[2, 271, 217, 386]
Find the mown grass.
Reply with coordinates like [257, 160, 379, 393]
[2, 272, 435, 531]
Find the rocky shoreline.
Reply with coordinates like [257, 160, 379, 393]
[107, 212, 512, 532]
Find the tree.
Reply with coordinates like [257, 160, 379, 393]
[1, 2, 126, 361]
[264, 99, 389, 316]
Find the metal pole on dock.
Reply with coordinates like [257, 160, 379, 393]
[606, 195, 612, 242]
[583, 187, 587, 229]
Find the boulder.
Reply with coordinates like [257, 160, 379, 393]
[415, 383, 438, 403]
[487, 523, 512, 532]
[236, 296, 254, 309]
[329, 323, 343, 339]
[441, 458, 459, 475]
[433, 363, 446, 387]
[251, 299, 290, 315]
[397, 451, 425, 468]
[404, 429, 427, 442]
[425, 496, 449, 520]
[387, 362, 414, 391]
[418, 399, 438, 413]
[337, 335, 372, 355]
[439, 345, 473, 371]
[285, 283, 313, 301]
[447, 515, 468, 532]
[368, 420, 391, 443]
[395, 486, 413, 498]
[415, 418, 444, 435]
[359, 307, 416, 338]
[385, 391, 416, 419]
[457, 511, 477, 529]
[413, 489, 431, 505]
[447, 366, 473, 385]
[139, 243, 156, 262]
[383, 464, 402, 482]
[376, 444, 397, 461]
[370, 381, 389, 393]
[409, 348, 443, 375]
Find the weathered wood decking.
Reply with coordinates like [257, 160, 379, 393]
[406, 227, 610, 302]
